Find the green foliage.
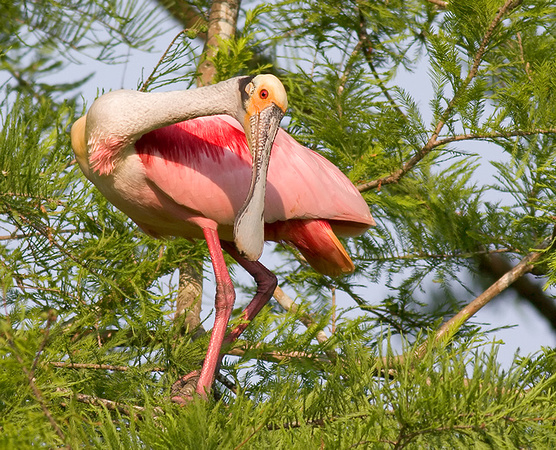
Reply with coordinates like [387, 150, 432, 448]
[2, 0, 556, 447]
[210, 4, 275, 82]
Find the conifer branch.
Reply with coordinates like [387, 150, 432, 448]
[273, 286, 330, 345]
[362, 247, 514, 263]
[478, 252, 556, 331]
[51, 362, 165, 372]
[516, 31, 533, 82]
[356, 7, 406, 119]
[234, 422, 267, 450]
[434, 128, 556, 147]
[357, 127, 556, 193]
[140, 29, 188, 92]
[337, 40, 363, 116]
[3, 327, 67, 444]
[228, 344, 329, 364]
[357, 0, 520, 193]
[1, 191, 66, 206]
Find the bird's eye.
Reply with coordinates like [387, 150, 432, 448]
[259, 89, 269, 99]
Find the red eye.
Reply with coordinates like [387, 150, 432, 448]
[259, 89, 269, 99]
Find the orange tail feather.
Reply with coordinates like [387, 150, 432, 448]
[271, 219, 355, 277]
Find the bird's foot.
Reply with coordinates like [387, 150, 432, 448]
[170, 370, 201, 405]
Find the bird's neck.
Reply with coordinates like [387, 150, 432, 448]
[85, 78, 246, 175]
[142, 79, 243, 131]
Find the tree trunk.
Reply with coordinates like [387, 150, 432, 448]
[175, 259, 204, 338]
[197, 0, 241, 86]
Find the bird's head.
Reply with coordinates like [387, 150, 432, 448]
[233, 74, 288, 261]
[238, 74, 288, 158]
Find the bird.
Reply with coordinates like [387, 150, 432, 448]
[70, 74, 375, 402]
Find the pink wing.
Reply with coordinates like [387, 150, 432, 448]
[135, 115, 373, 234]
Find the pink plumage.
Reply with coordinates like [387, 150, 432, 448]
[135, 115, 373, 275]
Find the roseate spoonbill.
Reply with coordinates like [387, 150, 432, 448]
[70, 74, 375, 402]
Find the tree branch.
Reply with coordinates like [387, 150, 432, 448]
[434, 128, 556, 147]
[477, 252, 556, 331]
[140, 29, 188, 92]
[51, 362, 165, 372]
[419, 236, 552, 357]
[425, 0, 448, 8]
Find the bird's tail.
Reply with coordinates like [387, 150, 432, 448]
[275, 219, 355, 277]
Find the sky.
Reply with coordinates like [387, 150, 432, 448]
[57, 4, 555, 368]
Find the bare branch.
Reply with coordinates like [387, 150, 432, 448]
[425, 0, 448, 8]
[419, 237, 552, 357]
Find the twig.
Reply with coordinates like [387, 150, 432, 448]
[356, 8, 406, 119]
[140, 29, 187, 92]
[234, 422, 267, 450]
[331, 286, 337, 334]
[273, 286, 330, 346]
[516, 32, 533, 82]
[215, 372, 237, 395]
[273, 287, 339, 363]
[357, 128, 556, 192]
[51, 362, 165, 372]
[273, 286, 328, 344]
[31, 311, 56, 373]
[1, 191, 65, 206]
[56, 389, 164, 418]
[228, 343, 329, 364]
[433, 128, 556, 147]
[338, 40, 363, 97]
[361, 247, 514, 262]
[0, 229, 78, 241]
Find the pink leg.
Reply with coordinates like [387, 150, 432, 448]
[172, 228, 234, 400]
[221, 242, 277, 344]
[194, 228, 236, 396]
[171, 238, 275, 403]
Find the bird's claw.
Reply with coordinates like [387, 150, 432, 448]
[170, 370, 201, 405]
